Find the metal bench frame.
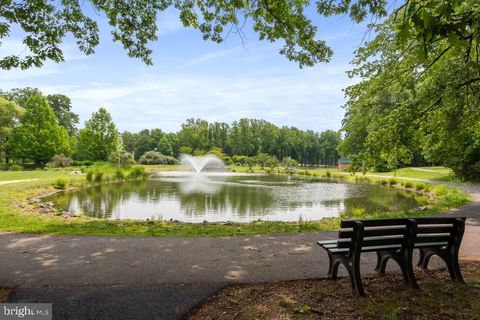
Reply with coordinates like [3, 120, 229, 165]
[317, 217, 466, 296]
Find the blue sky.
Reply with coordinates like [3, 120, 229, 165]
[0, 5, 375, 133]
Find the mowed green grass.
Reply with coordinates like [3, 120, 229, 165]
[365, 166, 454, 181]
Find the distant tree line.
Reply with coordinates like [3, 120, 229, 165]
[0, 88, 342, 168]
[122, 118, 342, 166]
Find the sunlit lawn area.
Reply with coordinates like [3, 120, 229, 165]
[366, 166, 454, 181]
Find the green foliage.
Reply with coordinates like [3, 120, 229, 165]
[0, 97, 23, 163]
[108, 136, 135, 167]
[388, 178, 398, 186]
[115, 168, 126, 180]
[76, 108, 118, 161]
[93, 172, 104, 183]
[1, 88, 79, 137]
[281, 157, 298, 171]
[340, 0, 480, 180]
[0, 1, 390, 70]
[404, 181, 414, 188]
[122, 118, 342, 167]
[179, 146, 193, 155]
[415, 183, 425, 191]
[380, 179, 389, 186]
[46, 94, 79, 136]
[48, 154, 73, 168]
[128, 166, 146, 179]
[9, 164, 23, 171]
[9, 95, 73, 164]
[53, 177, 68, 189]
[138, 151, 177, 165]
[85, 170, 93, 183]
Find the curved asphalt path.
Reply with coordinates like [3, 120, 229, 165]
[1, 183, 479, 319]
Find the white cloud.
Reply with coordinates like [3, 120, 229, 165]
[44, 64, 354, 132]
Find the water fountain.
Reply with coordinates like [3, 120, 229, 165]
[179, 154, 226, 172]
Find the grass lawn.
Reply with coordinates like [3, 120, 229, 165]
[365, 166, 454, 181]
[0, 166, 471, 237]
[189, 261, 480, 320]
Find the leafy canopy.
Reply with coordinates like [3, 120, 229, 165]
[0, 0, 389, 69]
[340, 0, 480, 179]
[9, 95, 73, 164]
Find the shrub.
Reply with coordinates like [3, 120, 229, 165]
[404, 181, 414, 188]
[53, 177, 68, 189]
[108, 150, 136, 167]
[115, 168, 127, 180]
[85, 170, 94, 182]
[94, 172, 104, 183]
[380, 179, 388, 185]
[49, 154, 73, 168]
[83, 160, 94, 166]
[128, 166, 146, 179]
[326, 171, 332, 178]
[139, 151, 177, 165]
[388, 178, 398, 185]
[9, 164, 23, 171]
[415, 183, 425, 191]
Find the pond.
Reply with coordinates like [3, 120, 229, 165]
[47, 173, 421, 222]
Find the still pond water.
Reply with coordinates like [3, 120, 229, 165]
[48, 173, 420, 222]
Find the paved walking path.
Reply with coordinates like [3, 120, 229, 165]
[0, 179, 38, 185]
[1, 185, 479, 319]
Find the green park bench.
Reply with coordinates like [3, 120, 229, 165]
[317, 217, 466, 296]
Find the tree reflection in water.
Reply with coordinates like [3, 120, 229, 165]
[48, 175, 420, 222]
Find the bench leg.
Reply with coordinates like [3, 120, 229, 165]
[331, 260, 341, 280]
[327, 251, 333, 278]
[350, 255, 365, 297]
[374, 251, 382, 272]
[401, 249, 418, 288]
[446, 247, 465, 283]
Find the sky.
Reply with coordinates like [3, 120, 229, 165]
[0, 5, 376, 134]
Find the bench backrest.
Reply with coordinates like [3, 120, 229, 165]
[337, 217, 466, 250]
[414, 217, 466, 245]
[337, 218, 410, 249]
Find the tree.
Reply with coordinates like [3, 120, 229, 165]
[9, 95, 73, 164]
[0, 1, 389, 70]
[318, 130, 341, 167]
[0, 97, 23, 163]
[1, 88, 80, 136]
[0, 87, 42, 107]
[76, 108, 118, 161]
[46, 94, 79, 136]
[108, 135, 135, 167]
[282, 157, 298, 171]
[340, 2, 480, 179]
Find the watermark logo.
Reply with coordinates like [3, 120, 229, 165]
[0, 304, 51, 320]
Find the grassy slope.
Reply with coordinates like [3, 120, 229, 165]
[0, 166, 470, 237]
